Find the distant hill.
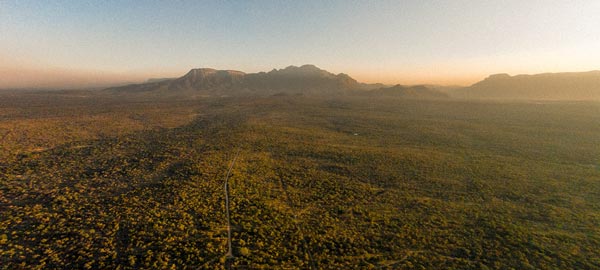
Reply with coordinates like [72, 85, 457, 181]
[424, 84, 463, 93]
[358, 82, 390, 90]
[356, 84, 448, 99]
[105, 65, 364, 97]
[451, 71, 600, 100]
[145, 78, 175, 83]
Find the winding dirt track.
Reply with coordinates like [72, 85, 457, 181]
[221, 146, 318, 269]
[223, 149, 240, 267]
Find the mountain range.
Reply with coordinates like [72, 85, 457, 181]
[451, 71, 600, 100]
[106, 65, 357, 97]
[105, 65, 600, 100]
[356, 84, 448, 99]
[105, 65, 444, 99]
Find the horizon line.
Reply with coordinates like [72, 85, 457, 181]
[2, 64, 600, 90]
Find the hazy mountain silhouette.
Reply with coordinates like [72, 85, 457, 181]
[145, 77, 176, 83]
[105, 65, 365, 97]
[451, 71, 600, 100]
[359, 84, 448, 99]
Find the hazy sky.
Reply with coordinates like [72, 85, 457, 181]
[1, 0, 600, 88]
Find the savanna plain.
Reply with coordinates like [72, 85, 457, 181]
[1, 92, 599, 269]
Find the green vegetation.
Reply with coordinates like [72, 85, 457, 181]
[1, 93, 599, 269]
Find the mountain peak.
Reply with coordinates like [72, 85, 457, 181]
[184, 68, 245, 77]
[174, 68, 246, 90]
[298, 64, 321, 70]
[281, 64, 321, 71]
[486, 73, 511, 80]
[271, 64, 333, 78]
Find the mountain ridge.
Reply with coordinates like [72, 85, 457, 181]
[104, 65, 398, 97]
[451, 70, 600, 100]
[356, 84, 448, 99]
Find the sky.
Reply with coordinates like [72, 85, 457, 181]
[1, 0, 600, 88]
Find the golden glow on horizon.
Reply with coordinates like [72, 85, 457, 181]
[0, 64, 156, 89]
[3, 61, 600, 89]
[2, 1, 599, 89]
[2, 40, 600, 88]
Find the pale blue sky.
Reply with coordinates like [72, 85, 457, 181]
[1, 0, 600, 87]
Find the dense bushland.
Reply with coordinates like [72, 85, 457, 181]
[1, 93, 599, 269]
